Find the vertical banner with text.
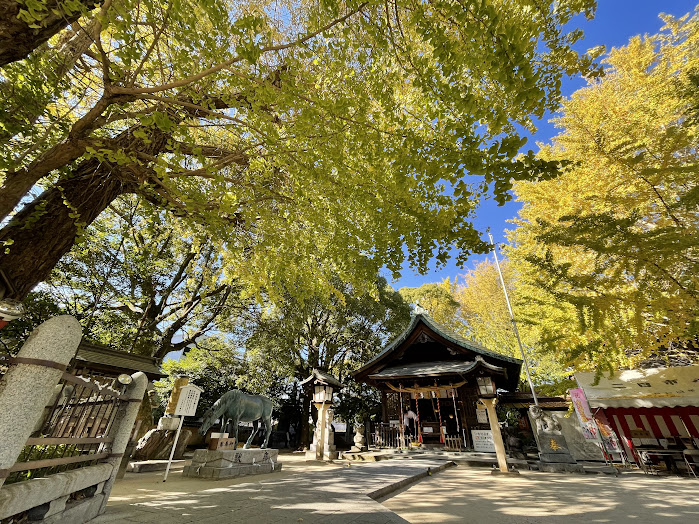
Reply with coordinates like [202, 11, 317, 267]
[570, 388, 598, 441]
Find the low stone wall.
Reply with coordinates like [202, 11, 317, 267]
[183, 448, 281, 480]
[0, 317, 148, 524]
[0, 463, 112, 522]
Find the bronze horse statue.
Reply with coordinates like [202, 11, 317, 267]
[199, 390, 274, 449]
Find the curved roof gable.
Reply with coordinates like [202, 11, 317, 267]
[353, 313, 522, 382]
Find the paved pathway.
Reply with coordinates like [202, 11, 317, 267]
[94, 456, 453, 524]
[383, 466, 699, 523]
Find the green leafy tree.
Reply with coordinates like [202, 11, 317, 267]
[0, 0, 599, 305]
[509, 8, 699, 372]
[244, 275, 410, 445]
[42, 195, 252, 358]
[0, 291, 62, 358]
[454, 258, 572, 392]
[156, 337, 246, 417]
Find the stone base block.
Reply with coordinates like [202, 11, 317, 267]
[305, 450, 339, 460]
[183, 448, 280, 480]
[538, 461, 585, 474]
[183, 461, 282, 480]
[539, 452, 578, 464]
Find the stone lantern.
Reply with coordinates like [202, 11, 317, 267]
[301, 369, 343, 460]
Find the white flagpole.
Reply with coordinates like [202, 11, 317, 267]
[489, 233, 539, 407]
[163, 416, 184, 482]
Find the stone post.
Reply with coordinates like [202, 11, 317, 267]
[306, 403, 339, 460]
[310, 402, 326, 459]
[0, 316, 82, 489]
[480, 397, 509, 473]
[350, 423, 367, 452]
[99, 372, 147, 514]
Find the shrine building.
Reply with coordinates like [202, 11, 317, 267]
[352, 312, 522, 450]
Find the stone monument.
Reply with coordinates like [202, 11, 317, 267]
[183, 389, 280, 479]
[529, 405, 584, 473]
[350, 423, 367, 452]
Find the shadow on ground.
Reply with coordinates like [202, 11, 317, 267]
[382, 467, 699, 524]
[96, 455, 451, 523]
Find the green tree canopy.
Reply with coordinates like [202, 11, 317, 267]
[454, 258, 572, 392]
[399, 279, 462, 331]
[244, 274, 409, 443]
[39, 195, 252, 358]
[0, 0, 599, 305]
[244, 275, 410, 383]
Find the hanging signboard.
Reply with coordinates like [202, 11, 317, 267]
[476, 408, 488, 424]
[175, 384, 204, 417]
[471, 429, 496, 452]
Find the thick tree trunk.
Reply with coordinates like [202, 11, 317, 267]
[0, 124, 172, 299]
[0, 139, 91, 221]
[0, 162, 136, 299]
[0, 0, 99, 66]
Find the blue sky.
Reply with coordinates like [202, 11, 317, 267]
[391, 0, 697, 290]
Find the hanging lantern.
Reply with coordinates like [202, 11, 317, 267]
[476, 376, 496, 397]
[313, 383, 334, 404]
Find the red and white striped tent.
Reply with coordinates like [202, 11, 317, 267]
[575, 367, 699, 455]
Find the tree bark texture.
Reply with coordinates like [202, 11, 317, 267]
[0, 124, 173, 299]
[0, 139, 91, 221]
[0, 0, 99, 66]
[0, 162, 137, 298]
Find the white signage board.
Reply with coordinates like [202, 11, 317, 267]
[471, 429, 496, 452]
[174, 384, 203, 417]
[422, 426, 434, 433]
[476, 408, 488, 424]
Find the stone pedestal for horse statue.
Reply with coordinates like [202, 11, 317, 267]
[183, 448, 281, 479]
[529, 406, 584, 473]
[306, 405, 339, 460]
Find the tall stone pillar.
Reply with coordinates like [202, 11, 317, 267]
[480, 397, 509, 473]
[0, 316, 82, 488]
[100, 372, 147, 513]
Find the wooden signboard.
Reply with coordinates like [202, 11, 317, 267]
[209, 437, 238, 451]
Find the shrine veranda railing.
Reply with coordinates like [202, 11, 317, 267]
[3, 371, 125, 485]
[370, 423, 412, 448]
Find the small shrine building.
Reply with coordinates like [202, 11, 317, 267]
[353, 312, 522, 450]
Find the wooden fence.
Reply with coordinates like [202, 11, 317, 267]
[3, 372, 127, 485]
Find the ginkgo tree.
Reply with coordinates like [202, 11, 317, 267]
[0, 0, 599, 304]
[454, 258, 572, 391]
[509, 8, 699, 372]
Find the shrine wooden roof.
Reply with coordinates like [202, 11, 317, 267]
[353, 313, 522, 391]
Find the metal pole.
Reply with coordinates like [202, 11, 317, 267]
[488, 233, 539, 407]
[163, 416, 184, 482]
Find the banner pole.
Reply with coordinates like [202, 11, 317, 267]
[489, 233, 539, 406]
